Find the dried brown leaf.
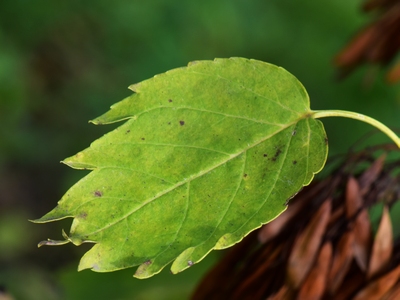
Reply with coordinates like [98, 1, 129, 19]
[353, 208, 372, 271]
[354, 264, 400, 300]
[287, 199, 331, 288]
[258, 198, 304, 243]
[191, 232, 256, 300]
[386, 61, 400, 84]
[346, 176, 363, 218]
[382, 282, 400, 300]
[328, 231, 354, 294]
[328, 206, 344, 228]
[267, 285, 294, 300]
[334, 25, 377, 68]
[363, 0, 399, 12]
[234, 244, 284, 298]
[297, 242, 332, 300]
[334, 267, 365, 299]
[358, 154, 386, 196]
[368, 206, 393, 279]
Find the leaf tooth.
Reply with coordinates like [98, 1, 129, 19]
[61, 158, 96, 170]
[30, 207, 73, 223]
[134, 259, 155, 279]
[128, 83, 140, 92]
[170, 247, 195, 275]
[90, 95, 137, 125]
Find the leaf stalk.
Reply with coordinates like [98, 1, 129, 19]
[313, 110, 400, 148]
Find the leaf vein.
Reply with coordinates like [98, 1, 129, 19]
[229, 124, 296, 238]
[188, 69, 299, 115]
[84, 123, 298, 236]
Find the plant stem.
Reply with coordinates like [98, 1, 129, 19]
[313, 110, 400, 148]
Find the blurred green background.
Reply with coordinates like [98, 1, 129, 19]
[1, 0, 399, 299]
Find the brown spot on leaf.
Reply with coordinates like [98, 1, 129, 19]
[141, 137, 145, 140]
[270, 148, 282, 162]
[263, 154, 268, 157]
[292, 130, 297, 136]
[126, 130, 130, 134]
[243, 174, 248, 178]
[293, 160, 297, 165]
[179, 120, 185, 126]
[168, 99, 173, 102]
[94, 190, 102, 197]
[325, 137, 329, 145]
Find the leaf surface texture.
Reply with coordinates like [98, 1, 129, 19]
[35, 58, 328, 278]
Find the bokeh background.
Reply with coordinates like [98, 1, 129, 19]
[1, 0, 399, 299]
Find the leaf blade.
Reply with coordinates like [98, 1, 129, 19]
[34, 58, 328, 278]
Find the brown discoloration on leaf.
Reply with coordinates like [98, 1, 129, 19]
[94, 190, 103, 197]
[287, 199, 331, 288]
[273, 148, 282, 160]
[179, 120, 185, 126]
[368, 205, 393, 279]
[79, 212, 88, 220]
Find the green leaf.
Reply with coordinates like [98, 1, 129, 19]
[34, 58, 328, 278]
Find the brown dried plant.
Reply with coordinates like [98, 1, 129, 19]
[335, 0, 400, 83]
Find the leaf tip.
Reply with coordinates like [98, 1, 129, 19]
[128, 83, 140, 92]
[89, 118, 102, 125]
[61, 153, 96, 170]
